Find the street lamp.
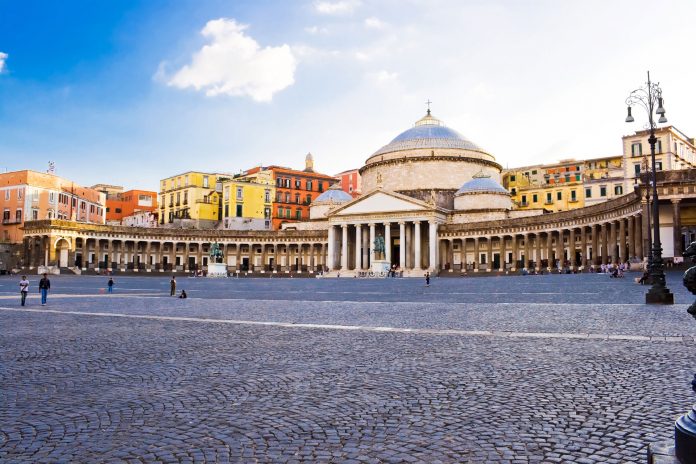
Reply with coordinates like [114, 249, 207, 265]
[625, 71, 674, 304]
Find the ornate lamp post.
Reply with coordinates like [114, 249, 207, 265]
[625, 71, 674, 304]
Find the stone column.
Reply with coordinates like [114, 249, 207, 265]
[627, 217, 635, 260]
[405, 223, 412, 269]
[82, 239, 88, 270]
[429, 221, 438, 271]
[556, 230, 564, 269]
[385, 223, 392, 265]
[447, 239, 455, 271]
[569, 229, 576, 269]
[145, 242, 151, 271]
[274, 243, 280, 271]
[413, 221, 423, 271]
[399, 222, 406, 269]
[341, 224, 349, 270]
[182, 242, 190, 271]
[673, 199, 682, 258]
[355, 224, 362, 270]
[523, 234, 530, 269]
[261, 244, 268, 271]
[486, 237, 493, 272]
[197, 243, 203, 271]
[601, 223, 609, 265]
[499, 236, 506, 271]
[327, 226, 335, 271]
[512, 235, 519, 271]
[362, 226, 369, 269]
[109, 240, 116, 270]
[635, 215, 643, 260]
[546, 232, 553, 269]
[369, 223, 375, 267]
[473, 237, 480, 272]
[618, 218, 626, 263]
[591, 224, 599, 266]
[609, 221, 617, 264]
[581, 227, 588, 268]
[156, 242, 163, 271]
[236, 244, 242, 271]
[534, 233, 541, 270]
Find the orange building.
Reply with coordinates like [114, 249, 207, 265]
[0, 170, 105, 244]
[102, 189, 158, 223]
[242, 154, 336, 229]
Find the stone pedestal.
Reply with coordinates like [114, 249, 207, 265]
[371, 259, 390, 273]
[207, 263, 228, 278]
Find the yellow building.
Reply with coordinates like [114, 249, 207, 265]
[221, 170, 275, 230]
[159, 171, 223, 228]
[503, 159, 585, 212]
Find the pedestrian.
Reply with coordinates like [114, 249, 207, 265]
[179, 289, 187, 299]
[425, 271, 430, 287]
[19, 275, 29, 306]
[170, 276, 176, 296]
[107, 277, 114, 293]
[39, 273, 51, 306]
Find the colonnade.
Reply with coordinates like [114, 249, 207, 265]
[23, 236, 329, 273]
[326, 219, 439, 271]
[439, 214, 645, 272]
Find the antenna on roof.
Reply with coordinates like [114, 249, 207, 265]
[47, 161, 55, 174]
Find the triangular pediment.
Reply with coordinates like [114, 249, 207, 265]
[331, 190, 430, 216]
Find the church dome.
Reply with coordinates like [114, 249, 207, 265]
[455, 173, 509, 195]
[370, 111, 484, 158]
[314, 184, 352, 203]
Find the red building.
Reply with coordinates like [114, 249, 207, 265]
[334, 168, 362, 197]
[94, 187, 158, 224]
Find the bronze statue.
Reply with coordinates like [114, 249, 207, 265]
[374, 234, 385, 260]
[683, 241, 696, 320]
[209, 242, 224, 264]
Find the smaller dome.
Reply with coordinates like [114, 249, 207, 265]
[456, 172, 509, 195]
[314, 183, 352, 203]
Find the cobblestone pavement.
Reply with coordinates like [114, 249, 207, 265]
[0, 273, 695, 463]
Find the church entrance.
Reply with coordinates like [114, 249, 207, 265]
[391, 238, 400, 266]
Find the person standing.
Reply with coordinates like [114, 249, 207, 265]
[19, 275, 29, 306]
[107, 277, 114, 293]
[425, 271, 430, 287]
[170, 276, 176, 296]
[39, 273, 51, 306]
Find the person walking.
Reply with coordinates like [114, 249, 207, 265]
[107, 277, 114, 293]
[19, 275, 29, 306]
[170, 276, 176, 296]
[39, 273, 51, 306]
[425, 271, 430, 287]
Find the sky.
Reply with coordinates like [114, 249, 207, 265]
[1, 0, 696, 191]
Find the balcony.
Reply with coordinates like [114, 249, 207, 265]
[2, 218, 21, 225]
[544, 201, 554, 205]
[519, 202, 529, 207]
[568, 199, 579, 203]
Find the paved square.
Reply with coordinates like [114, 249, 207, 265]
[1, 272, 695, 463]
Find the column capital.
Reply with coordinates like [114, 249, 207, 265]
[341, 223, 348, 229]
[671, 198, 682, 204]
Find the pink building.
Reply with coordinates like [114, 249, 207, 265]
[334, 168, 362, 198]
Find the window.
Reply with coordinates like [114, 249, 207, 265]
[634, 164, 641, 176]
[631, 142, 642, 156]
[224, 205, 229, 217]
[278, 207, 283, 218]
[276, 178, 283, 187]
[564, 174, 570, 182]
[585, 188, 592, 198]
[570, 190, 577, 201]
[115, 208, 122, 214]
[224, 187, 229, 200]
[264, 189, 271, 203]
[203, 176, 209, 188]
[656, 139, 662, 153]
[531, 170, 537, 175]
[264, 207, 271, 219]
[614, 185, 623, 195]
[236, 205, 243, 217]
[510, 175, 516, 182]
[318, 182, 324, 192]
[285, 192, 290, 203]
[32, 209, 38, 220]
[305, 194, 311, 204]
[176, 192, 180, 204]
[106, 207, 110, 213]
[556, 191, 562, 201]
[306, 180, 313, 191]
[4, 190, 8, 200]
[236, 187, 243, 200]
[285, 178, 291, 188]
[532, 194, 538, 203]
[295, 179, 301, 189]
[277, 192, 282, 202]
[2, 209, 9, 221]
[295, 193, 300, 204]
[185, 175, 189, 186]
[295, 209, 302, 220]
[17, 189, 22, 200]
[521, 195, 527, 205]
[511, 188, 517, 196]
[600, 186, 607, 197]
[183, 192, 188, 204]
[285, 208, 291, 217]
[655, 161, 663, 171]
[546, 192, 552, 203]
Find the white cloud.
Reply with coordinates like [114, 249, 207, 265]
[304, 25, 329, 35]
[166, 18, 297, 102]
[369, 70, 399, 84]
[0, 52, 7, 73]
[364, 17, 385, 29]
[314, 0, 360, 15]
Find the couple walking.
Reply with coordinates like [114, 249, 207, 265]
[18, 273, 51, 306]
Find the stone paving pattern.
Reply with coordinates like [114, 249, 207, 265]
[0, 272, 695, 463]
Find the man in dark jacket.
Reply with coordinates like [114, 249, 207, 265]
[39, 273, 51, 306]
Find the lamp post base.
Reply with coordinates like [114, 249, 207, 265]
[645, 286, 674, 304]
[676, 404, 696, 464]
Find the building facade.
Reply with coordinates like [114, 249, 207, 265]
[221, 172, 275, 231]
[335, 168, 362, 198]
[1, 170, 105, 244]
[159, 171, 223, 228]
[103, 189, 158, 224]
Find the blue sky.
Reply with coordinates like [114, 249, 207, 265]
[1, 0, 696, 191]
